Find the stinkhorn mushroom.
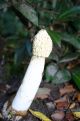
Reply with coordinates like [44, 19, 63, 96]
[12, 29, 53, 115]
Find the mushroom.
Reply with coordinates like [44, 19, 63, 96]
[11, 29, 53, 115]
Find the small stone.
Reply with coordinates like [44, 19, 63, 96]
[51, 111, 65, 121]
[46, 102, 55, 111]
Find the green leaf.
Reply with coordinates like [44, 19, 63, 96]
[72, 19, 80, 31]
[52, 69, 71, 84]
[14, 39, 32, 65]
[45, 64, 58, 82]
[59, 52, 79, 63]
[52, 0, 57, 9]
[14, 46, 25, 66]
[17, 3, 38, 26]
[61, 33, 80, 49]
[25, 39, 32, 56]
[47, 29, 61, 47]
[0, 9, 27, 37]
[71, 67, 80, 89]
[49, 53, 59, 62]
[58, 6, 80, 20]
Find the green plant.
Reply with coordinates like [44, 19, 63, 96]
[0, 0, 80, 88]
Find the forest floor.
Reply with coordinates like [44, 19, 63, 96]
[0, 76, 80, 121]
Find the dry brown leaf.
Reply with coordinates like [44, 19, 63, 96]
[69, 103, 76, 109]
[77, 93, 80, 102]
[56, 101, 69, 110]
[66, 113, 74, 121]
[54, 96, 69, 110]
[51, 111, 65, 121]
[67, 60, 80, 70]
[65, 85, 73, 88]
[59, 85, 75, 96]
[54, 95, 68, 103]
[35, 87, 51, 99]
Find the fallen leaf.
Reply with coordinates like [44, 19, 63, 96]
[65, 85, 74, 88]
[12, 116, 22, 121]
[66, 113, 74, 121]
[72, 112, 80, 118]
[46, 102, 55, 110]
[56, 101, 69, 110]
[35, 88, 51, 99]
[51, 111, 65, 121]
[54, 95, 68, 103]
[77, 93, 80, 102]
[54, 96, 69, 110]
[69, 103, 76, 109]
[0, 113, 2, 118]
[60, 85, 75, 96]
[67, 59, 80, 70]
[29, 109, 52, 121]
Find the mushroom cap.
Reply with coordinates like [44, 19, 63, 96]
[33, 29, 53, 58]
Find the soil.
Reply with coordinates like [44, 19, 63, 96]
[0, 78, 59, 120]
[0, 77, 80, 121]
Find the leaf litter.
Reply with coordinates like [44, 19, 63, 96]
[0, 81, 80, 121]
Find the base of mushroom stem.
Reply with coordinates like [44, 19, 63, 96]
[2, 96, 28, 119]
[11, 107, 28, 116]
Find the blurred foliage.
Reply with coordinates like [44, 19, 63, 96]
[0, 0, 80, 88]
[72, 67, 80, 89]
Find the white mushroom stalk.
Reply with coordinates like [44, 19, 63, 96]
[12, 29, 53, 114]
